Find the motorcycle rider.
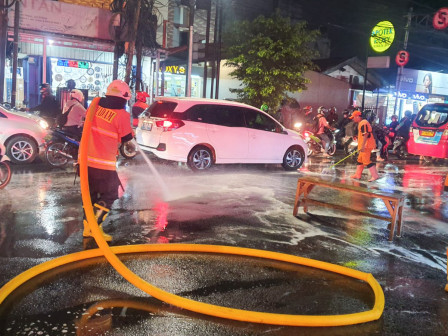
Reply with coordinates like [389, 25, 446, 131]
[132, 91, 149, 127]
[26, 83, 61, 127]
[82, 80, 133, 242]
[303, 105, 315, 130]
[349, 110, 380, 182]
[60, 89, 86, 138]
[327, 106, 339, 126]
[315, 107, 336, 156]
[393, 110, 413, 153]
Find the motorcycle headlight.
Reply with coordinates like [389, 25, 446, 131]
[293, 122, 302, 130]
[39, 120, 49, 130]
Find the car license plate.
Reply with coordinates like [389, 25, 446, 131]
[421, 130, 434, 136]
[143, 122, 152, 131]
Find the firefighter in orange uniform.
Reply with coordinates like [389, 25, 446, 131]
[82, 80, 134, 241]
[131, 91, 149, 127]
[349, 110, 380, 182]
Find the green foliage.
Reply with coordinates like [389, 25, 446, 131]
[224, 12, 320, 116]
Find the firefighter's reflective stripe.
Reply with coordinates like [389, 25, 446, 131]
[87, 156, 116, 167]
[91, 126, 119, 139]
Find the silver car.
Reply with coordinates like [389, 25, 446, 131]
[0, 106, 49, 164]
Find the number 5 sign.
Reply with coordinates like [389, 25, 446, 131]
[396, 50, 409, 67]
[433, 7, 448, 30]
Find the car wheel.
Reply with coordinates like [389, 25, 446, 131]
[6, 136, 38, 164]
[187, 146, 213, 171]
[282, 146, 304, 171]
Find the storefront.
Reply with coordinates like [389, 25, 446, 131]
[159, 64, 203, 98]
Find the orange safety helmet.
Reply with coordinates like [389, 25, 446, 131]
[136, 91, 150, 102]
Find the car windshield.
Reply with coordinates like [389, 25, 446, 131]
[415, 105, 448, 128]
[147, 101, 177, 118]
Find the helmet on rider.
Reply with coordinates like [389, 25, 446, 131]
[317, 106, 326, 116]
[40, 83, 52, 97]
[404, 110, 412, 118]
[260, 104, 269, 112]
[70, 89, 84, 103]
[364, 110, 377, 123]
[106, 80, 131, 101]
[136, 91, 150, 103]
[329, 106, 337, 114]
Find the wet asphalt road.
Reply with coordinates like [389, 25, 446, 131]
[0, 152, 447, 335]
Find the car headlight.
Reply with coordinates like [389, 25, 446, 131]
[39, 120, 49, 130]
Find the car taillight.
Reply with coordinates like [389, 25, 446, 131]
[443, 129, 448, 136]
[303, 131, 311, 138]
[155, 119, 185, 131]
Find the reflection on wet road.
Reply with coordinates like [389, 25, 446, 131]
[0, 154, 447, 335]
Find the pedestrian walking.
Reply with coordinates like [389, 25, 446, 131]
[81, 80, 133, 241]
[349, 110, 380, 182]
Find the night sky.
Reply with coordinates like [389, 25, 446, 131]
[223, 0, 448, 83]
[299, 0, 448, 78]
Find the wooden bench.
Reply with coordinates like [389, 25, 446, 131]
[293, 176, 405, 241]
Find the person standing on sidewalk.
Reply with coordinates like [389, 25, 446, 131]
[82, 80, 134, 241]
[349, 110, 380, 182]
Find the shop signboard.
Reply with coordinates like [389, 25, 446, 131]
[399, 68, 448, 96]
[370, 21, 395, 52]
[8, 0, 112, 40]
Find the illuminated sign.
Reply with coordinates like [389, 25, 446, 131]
[370, 21, 395, 52]
[162, 65, 186, 75]
[57, 59, 90, 69]
[395, 50, 409, 67]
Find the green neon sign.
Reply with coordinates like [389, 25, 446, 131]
[370, 21, 395, 52]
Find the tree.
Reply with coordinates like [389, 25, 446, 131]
[110, 0, 159, 89]
[225, 12, 320, 116]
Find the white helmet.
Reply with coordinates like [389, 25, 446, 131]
[70, 89, 84, 102]
[106, 80, 131, 100]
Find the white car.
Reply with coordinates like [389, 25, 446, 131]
[135, 97, 307, 171]
[0, 105, 49, 164]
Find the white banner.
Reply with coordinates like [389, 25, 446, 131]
[8, 0, 112, 40]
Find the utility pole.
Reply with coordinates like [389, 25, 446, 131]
[393, 7, 413, 117]
[125, 0, 142, 84]
[186, 0, 195, 97]
[11, 0, 18, 107]
[0, 0, 9, 102]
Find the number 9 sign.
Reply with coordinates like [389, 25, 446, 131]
[396, 50, 409, 67]
[433, 7, 448, 30]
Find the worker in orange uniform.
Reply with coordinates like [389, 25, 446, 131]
[82, 80, 134, 241]
[132, 91, 149, 127]
[349, 110, 380, 182]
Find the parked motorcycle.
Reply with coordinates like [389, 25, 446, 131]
[302, 129, 338, 157]
[45, 128, 137, 168]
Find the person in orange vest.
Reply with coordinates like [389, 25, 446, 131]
[132, 91, 149, 127]
[349, 110, 380, 182]
[82, 80, 133, 241]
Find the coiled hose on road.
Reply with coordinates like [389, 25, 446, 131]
[0, 98, 385, 327]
